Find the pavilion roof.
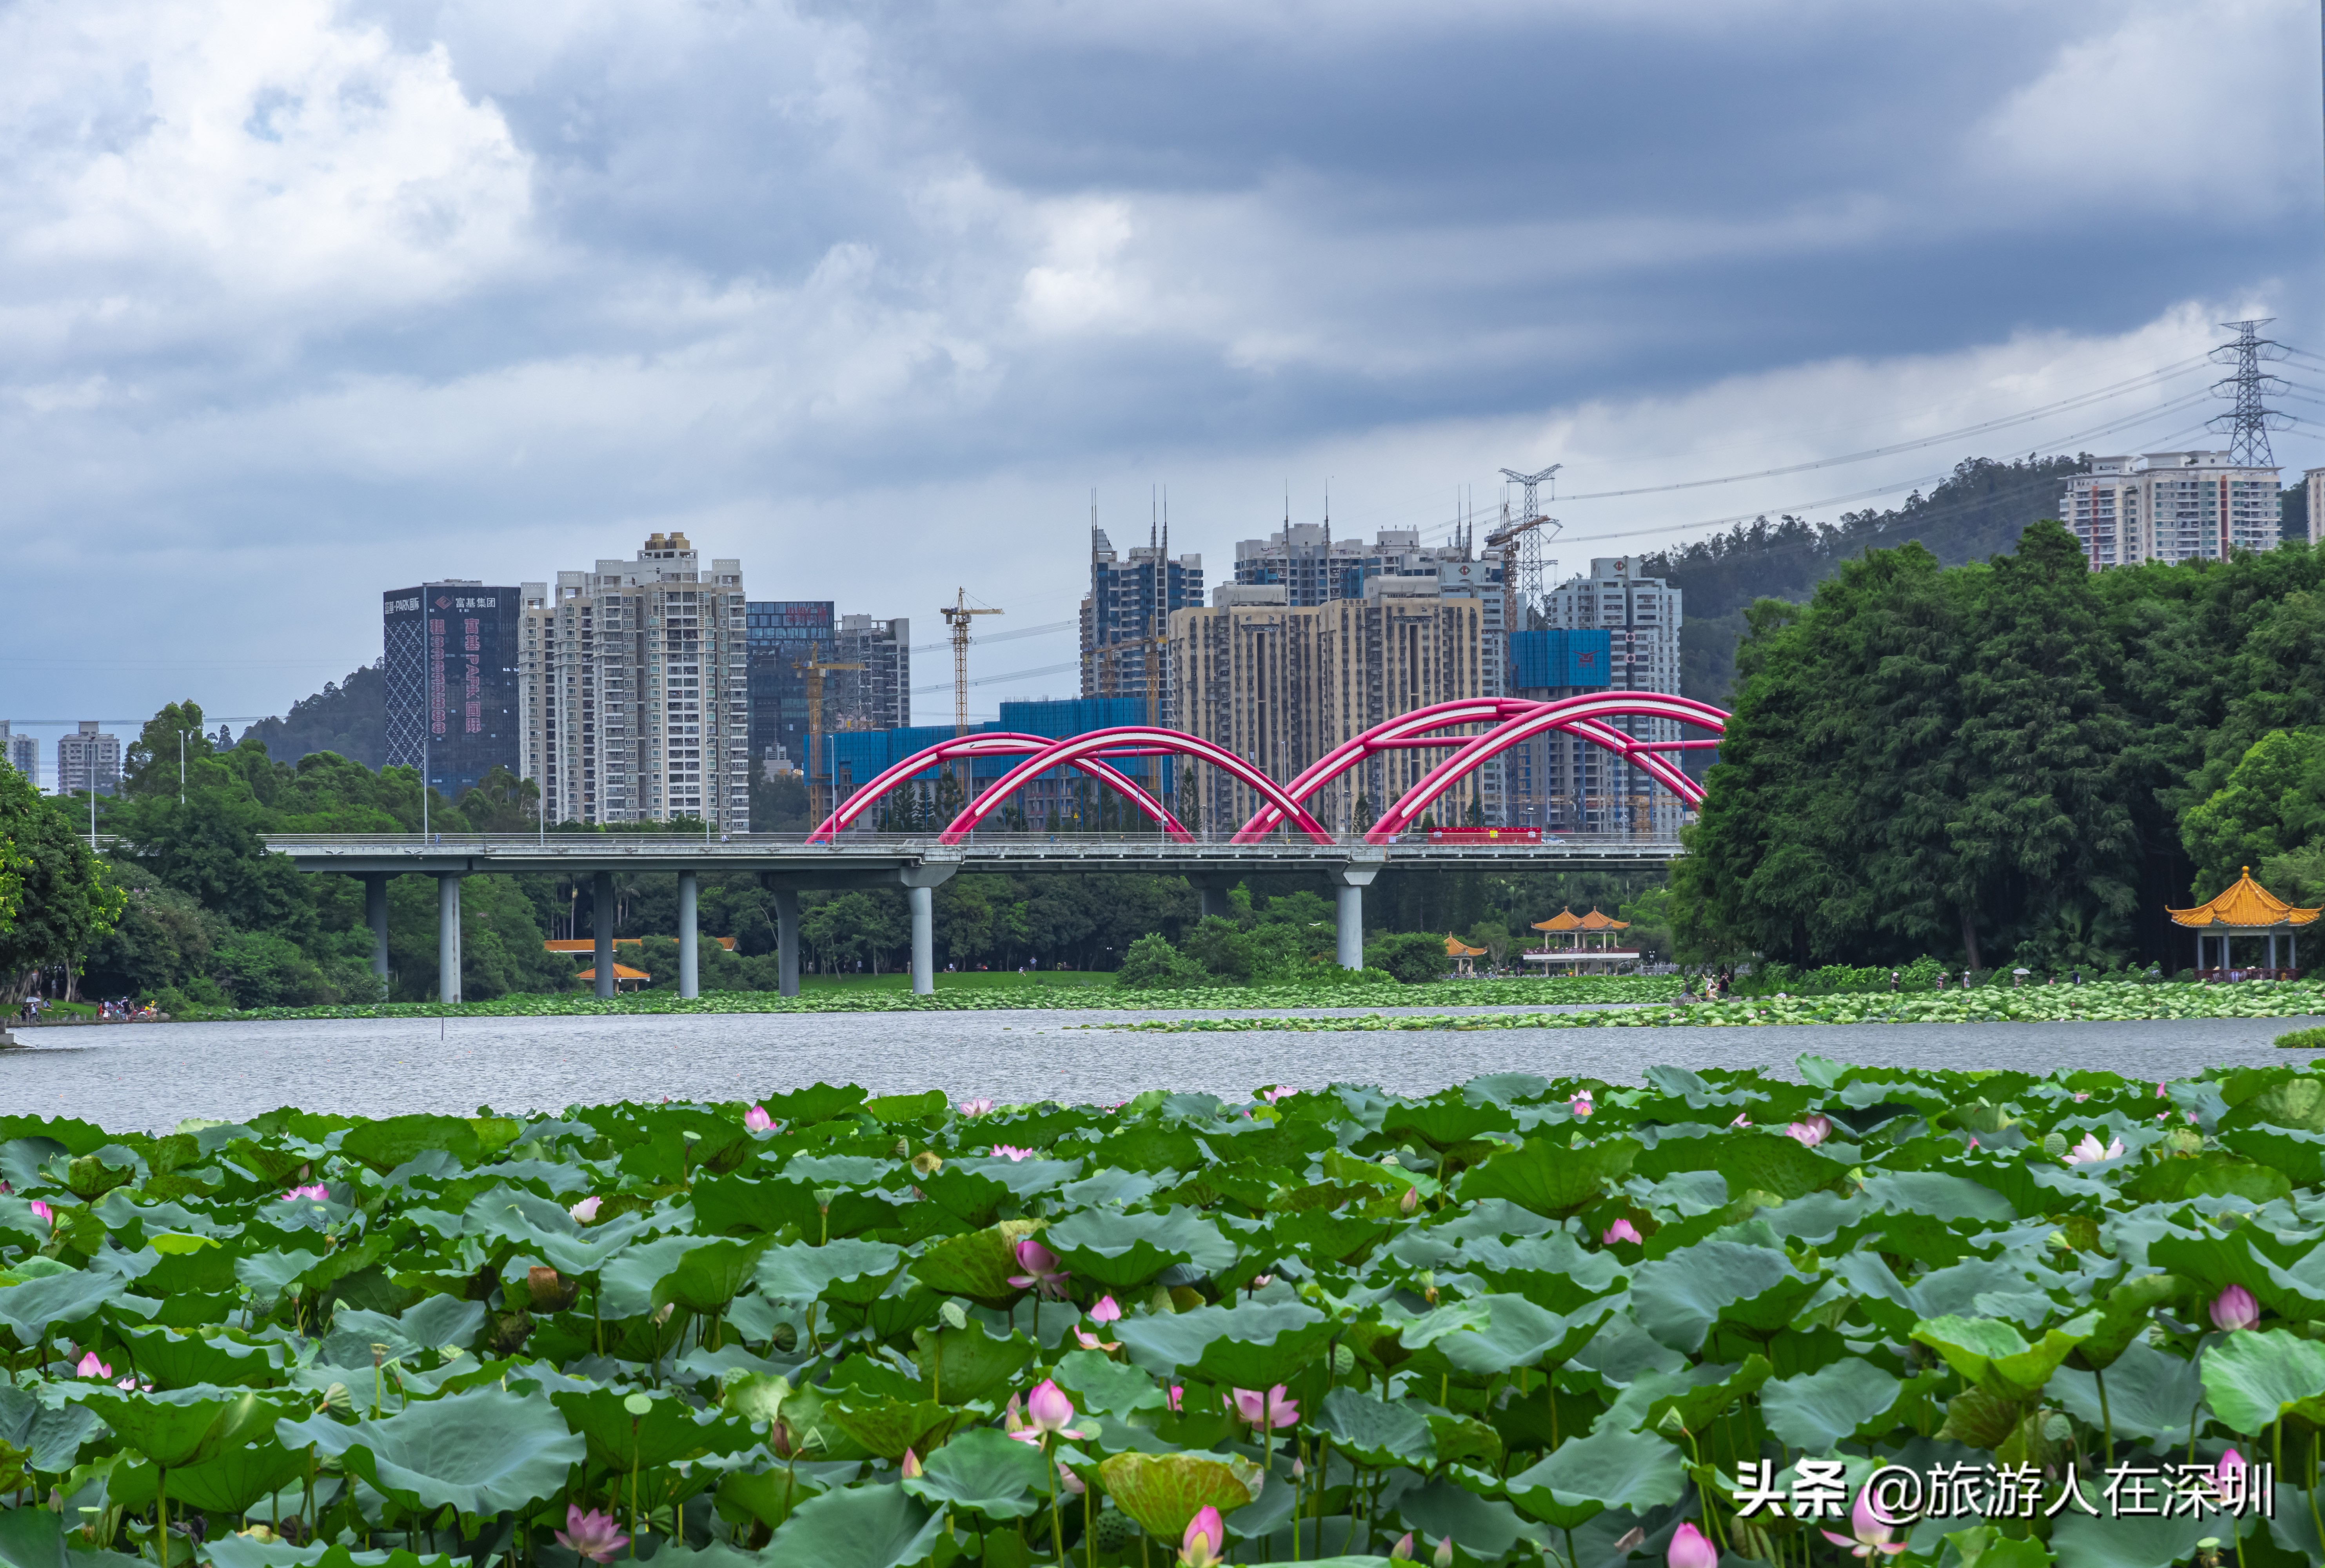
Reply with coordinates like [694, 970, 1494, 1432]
[1532, 907, 1583, 932]
[1577, 908, 1630, 931]
[575, 964, 652, 981]
[1444, 936, 1488, 958]
[2167, 867, 2324, 929]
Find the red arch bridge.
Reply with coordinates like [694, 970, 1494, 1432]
[264, 693, 1724, 1003]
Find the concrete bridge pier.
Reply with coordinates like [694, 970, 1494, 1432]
[678, 871, 699, 1000]
[774, 887, 801, 998]
[365, 874, 390, 982]
[1324, 858, 1384, 971]
[592, 871, 615, 999]
[1190, 875, 1234, 922]
[909, 886, 935, 995]
[436, 874, 462, 1003]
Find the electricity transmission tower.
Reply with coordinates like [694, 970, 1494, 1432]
[1486, 464, 1562, 629]
[2208, 318, 2290, 467]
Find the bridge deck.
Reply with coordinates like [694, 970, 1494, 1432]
[262, 832, 1684, 876]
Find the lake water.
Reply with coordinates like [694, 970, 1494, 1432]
[4, 1007, 2319, 1132]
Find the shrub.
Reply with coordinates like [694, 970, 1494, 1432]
[1116, 933, 1212, 990]
[1366, 931, 1448, 985]
[2277, 1026, 2325, 1050]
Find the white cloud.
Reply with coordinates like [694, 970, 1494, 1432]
[1968, 0, 2314, 214]
[0, 0, 533, 364]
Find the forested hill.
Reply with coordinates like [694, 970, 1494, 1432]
[239, 662, 385, 768]
[1642, 454, 2087, 703]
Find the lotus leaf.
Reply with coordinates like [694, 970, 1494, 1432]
[1759, 1358, 1907, 1452]
[1096, 1450, 1263, 1539]
[2198, 1327, 2325, 1435]
[278, 1387, 583, 1518]
[764, 1478, 945, 1568]
[1113, 1299, 1334, 1389]
[1504, 1423, 1686, 1529]
[1040, 1206, 1237, 1289]
[755, 1238, 906, 1307]
[897, 1426, 1052, 1519]
[1458, 1137, 1639, 1218]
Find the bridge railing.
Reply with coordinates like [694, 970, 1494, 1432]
[259, 830, 1686, 854]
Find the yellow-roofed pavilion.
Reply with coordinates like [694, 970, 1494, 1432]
[2167, 867, 2321, 978]
[1444, 935, 1488, 976]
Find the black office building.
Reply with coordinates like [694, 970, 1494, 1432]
[746, 601, 836, 777]
[383, 582, 522, 800]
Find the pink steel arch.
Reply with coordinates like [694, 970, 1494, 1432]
[1369, 693, 1728, 843]
[1235, 694, 1729, 842]
[941, 727, 1335, 846]
[809, 732, 1192, 843]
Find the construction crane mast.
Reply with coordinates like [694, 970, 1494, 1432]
[941, 589, 1004, 739]
[1486, 463, 1562, 631]
[793, 642, 863, 823]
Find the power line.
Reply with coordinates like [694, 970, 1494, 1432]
[2209, 319, 2290, 467]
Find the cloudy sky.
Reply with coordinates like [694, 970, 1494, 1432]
[3, 0, 2322, 750]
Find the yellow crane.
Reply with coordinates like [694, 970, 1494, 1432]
[794, 642, 863, 822]
[941, 590, 1003, 739]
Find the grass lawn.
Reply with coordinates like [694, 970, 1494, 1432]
[793, 970, 1116, 993]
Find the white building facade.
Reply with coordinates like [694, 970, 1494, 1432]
[0, 723, 37, 789]
[1535, 559, 1684, 837]
[2064, 452, 2281, 568]
[56, 722, 122, 798]
[521, 533, 750, 828]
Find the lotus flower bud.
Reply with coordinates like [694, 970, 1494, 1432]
[1667, 1523, 1717, 1568]
[1390, 1534, 1416, 1562]
[895, 1137, 911, 1159]
[2211, 1284, 2260, 1332]
[743, 1105, 773, 1133]
[1435, 1538, 1455, 1567]
[938, 1300, 969, 1331]
[901, 1448, 923, 1479]
[1603, 1218, 1643, 1245]
[1399, 1188, 1419, 1214]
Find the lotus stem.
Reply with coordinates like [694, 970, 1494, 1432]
[2096, 1365, 2114, 1468]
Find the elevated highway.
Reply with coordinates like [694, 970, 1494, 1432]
[263, 831, 1684, 1002]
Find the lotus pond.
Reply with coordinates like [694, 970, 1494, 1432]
[9, 1062, 2325, 1568]
[1113, 982, 2325, 1033]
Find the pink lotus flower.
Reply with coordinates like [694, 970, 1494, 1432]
[555, 1506, 629, 1564]
[1007, 1238, 1072, 1299]
[1603, 1218, 1643, 1245]
[2073, 1091, 2090, 1102]
[1262, 1085, 1298, 1104]
[1784, 1116, 1831, 1148]
[1399, 1188, 1420, 1215]
[990, 1144, 1037, 1161]
[901, 1448, 923, 1479]
[1569, 1092, 1593, 1118]
[1181, 1507, 1226, 1568]
[2211, 1284, 2260, 1332]
[2218, 1447, 2245, 1481]
[2063, 1132, 2125, 1166]
[29, 1201, 50, 1226]
[280, 1184, 330, 1202]
[1667, 1523, 1718, 1568]
[569, 1196, 601, 1223]
[1435, 1539, 1455, 1568]
[744, 1104, 774, 1133]
[1967, 1136, 1980, 1150]
[1020, 1379, 1090, 1441]
[1166, 1384, 1183, 1412]
[1390, 1534, 1417, 1562]
[1059, 1461, 1085, 1496]
[1821, 1487, 1909, 1558]
[2158, 1081, 2169, 1098]
[1730, 1113, 1751, 1128]
[1226, 1385, 1298, 1430]
[1089, 1294, 1122, 1324]
[1073, 1327, 1121, 1352]
[959, 1098, 996, 1117]
[74, 1352, 110, 1379]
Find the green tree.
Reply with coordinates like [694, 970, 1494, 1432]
[1115, 933, 1210, 989]
[0, 773, 125, 1001]
[123, 701, 216, 799]
[2180, 729, 2325, 898]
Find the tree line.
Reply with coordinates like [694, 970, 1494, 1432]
[1676, 520, 2325, 972]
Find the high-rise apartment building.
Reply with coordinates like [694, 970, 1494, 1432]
[832, 614, 910, 732]
[1232, 522, 1475, 606]
[2064, 452, 2282, 568]
[383, 581, 525, 800]
[56, 722, 121, 798]
[1515, 559, 1683, 835]
[2301, 467, 2325, 546]
[745, 602, 835, 781]
[1, 724, 37, 789]
[521, 533, 749, 828]
[1081, 527, 1203, 723]
[1170, 579, 1485, 834]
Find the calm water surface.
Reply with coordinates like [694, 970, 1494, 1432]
[4, 1007, 2318, 1131]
